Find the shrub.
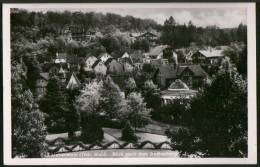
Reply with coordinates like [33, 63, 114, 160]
[121, 121, 137, 142]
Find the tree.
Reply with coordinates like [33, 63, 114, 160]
[99, 76, 125, 119]
[11, 64, 47, 158]
[66, 88, 81, 139]
[76, 80, 104, 143]
[39, 76, 69, 133]
[125, 77, 137, 97]
[131, 39, 150, 52]
[121, 121, 138, 142]
[142, 80, 161, 110]
[168, 68, 247, 157]
[123, 92, 149, 131]
[152, 98, 190, 125]
[236, 47, 247, 78]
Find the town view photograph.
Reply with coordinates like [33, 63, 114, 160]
[10, 6, 248, 159]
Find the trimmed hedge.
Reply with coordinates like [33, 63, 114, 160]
[47, 139, 174, 155]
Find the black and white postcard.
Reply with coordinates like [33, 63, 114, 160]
[3, 3, 257, 165]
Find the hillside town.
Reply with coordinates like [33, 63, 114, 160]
[11, 9, 248, 158]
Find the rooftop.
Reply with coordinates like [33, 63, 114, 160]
[199, 49, 224, 58]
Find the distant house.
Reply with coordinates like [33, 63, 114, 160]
[67, 54, 80, 71]
[119, 52, 134, 64]
[110, 75, 129, 98]
[161, 79, 198, 105]
[35, 72, 49, 98]
[84, 55, 98, 71]
[123, 61, 134, 73]
[148, 45, 169, 59]
[154, 64, 208, 89]
[136, 31, 158, 43]
[66, 72, 81, 90]
[55, 53, 67, 64]
[106, 59, 124, 75]
[154, 65, 178, 88]
[99, 53, 112, 63]
[130, 51, 143, 69]
[150, 59, 169, 69]
[177, 65, 208, 89]
[191, 49, 225, 65]
[63, 25, 87, 42]
[92, 59, 107, 76]
[85, 28, 103, 42]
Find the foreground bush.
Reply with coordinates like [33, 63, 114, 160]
[121, 121, 138, 142]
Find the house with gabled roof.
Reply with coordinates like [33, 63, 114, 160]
[161, 79, 198, 105]
[118, 52, 133, 64]
[66, 72, 81, 90]
[55, 53, 67, 64]
[191, 49, 225, 65]
[92, 59, 107, 76]
[136, 31, 158, 43]
[148, 45, 169, 59]
[178, 64, 208, 89]
[106, 59, 124, 75]
[84, 55, 98, 72]
[98, 53, 112, 63]
[154, 65, 178, 88]
[154, 64, 208, 89]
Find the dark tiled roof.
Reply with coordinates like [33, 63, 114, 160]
[181, 65, 208, 77]
[157, 65, 178, 79]
[92, 59, 101, 68]
[176, 66, 187, 76]
[110, 75, 128, 91]
[107, 60, 124, 75]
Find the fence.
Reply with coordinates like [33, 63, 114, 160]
[46, 138, 174, 155]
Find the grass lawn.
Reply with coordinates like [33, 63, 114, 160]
[46, 127, 170, 144]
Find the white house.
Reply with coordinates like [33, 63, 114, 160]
[160, 79, 197, 105]
[92, 60, 107, 76]
[84, 55, 98, 71]
[99, 53, 111, 63]
[66, 72, 81, 90]
[55, 53, 67, 64]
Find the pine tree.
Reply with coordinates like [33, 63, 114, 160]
[121, 121, 137, 142]
[39, 76, 69, 133]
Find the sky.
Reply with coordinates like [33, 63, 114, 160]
[26, 7, 247, 28]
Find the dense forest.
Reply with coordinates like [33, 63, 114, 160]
[11, 9, 246, 46]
